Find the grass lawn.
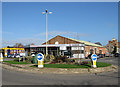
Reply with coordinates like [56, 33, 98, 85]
[30, 62, 112, 68]
[3, 61, 31, 64]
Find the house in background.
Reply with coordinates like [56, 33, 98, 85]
[106, 38, 120, 54]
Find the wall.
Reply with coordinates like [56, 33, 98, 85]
[42, 35, 81, 45]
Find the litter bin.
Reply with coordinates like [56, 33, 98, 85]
[32, 54, 37, 64]
[34, 55, 38, 64]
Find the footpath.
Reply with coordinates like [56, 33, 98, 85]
[1, 62, 118, 75]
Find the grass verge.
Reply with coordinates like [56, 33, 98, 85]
[3, 61, 31, 64]
[30, 62, 112, 68]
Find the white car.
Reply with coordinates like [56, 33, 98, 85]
[11, 54, 15, 58]
[15, 55, 20, 58]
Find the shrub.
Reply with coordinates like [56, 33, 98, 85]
[44, 59, 49, 63]
[49, 61, 59, 64]
[13, 58, 19, 62]
[81, 61, 89, 65]
[54, 56, 68, 63]
[67, 59, 75, 64]
[25, 56, 33, 63]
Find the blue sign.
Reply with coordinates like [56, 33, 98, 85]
[37, 53, 44, 60]
[91, 54, 97, 61]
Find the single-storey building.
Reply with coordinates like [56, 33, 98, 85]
[25, 35, 107, 58]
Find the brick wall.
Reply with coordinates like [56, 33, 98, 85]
[85, 46, 106, 57]
[42, 35, 81, 45]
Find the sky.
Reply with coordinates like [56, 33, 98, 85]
[2, 2, 118, 47]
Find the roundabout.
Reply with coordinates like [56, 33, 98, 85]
[2, 61, 118, 75]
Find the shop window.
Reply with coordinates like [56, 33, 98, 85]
[80, 50, 84, 54]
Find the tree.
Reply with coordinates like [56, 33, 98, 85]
[13, 43, 24, 48]
[31, 43, 35, 45]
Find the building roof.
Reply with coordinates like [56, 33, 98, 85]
[67, 38, 104, 47]
[42, 35, 104, 47]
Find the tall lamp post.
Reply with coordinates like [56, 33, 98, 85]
[42, 9, 52, 56]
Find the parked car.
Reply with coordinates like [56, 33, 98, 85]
[63, 51, 73, 58]
[97, 54, 105, 58]
[15, 54, 20, 58]
[105, 52, 110, 57]
[109, 54, 113, 57]
[7, 54, 11, 58]
[114, 53, 119, 57]
[11, 54, 15, 58]
[86, 54, 92, 59]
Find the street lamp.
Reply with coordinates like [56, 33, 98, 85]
[42, 9, 52, 56]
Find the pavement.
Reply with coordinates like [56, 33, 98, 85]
[3, 58, 14, 61]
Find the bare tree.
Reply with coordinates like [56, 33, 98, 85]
[13, 43, 24, 48]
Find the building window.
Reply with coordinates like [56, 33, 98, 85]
[80, 50, 84, 54]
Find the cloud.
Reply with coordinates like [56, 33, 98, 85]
[2, 31, 93, 47]
[34, 31, 92, 39]
[2, 38, 45, 47]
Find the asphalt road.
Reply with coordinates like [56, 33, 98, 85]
[82, 56, 119, 66]
[2, 57, 119, 85]
[97, 57, 119, 66]
[2, 68, 118, 85]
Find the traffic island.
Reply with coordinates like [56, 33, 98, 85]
[2, 61, 118, 74]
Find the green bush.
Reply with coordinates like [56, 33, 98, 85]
[66, 59, 75, 64]
[45, 54, 50, 61]
[54, 56, 68, 63]
[13, 58, 19, 62]
[25, 56, 33, 63]
[44, 59, 49, 63]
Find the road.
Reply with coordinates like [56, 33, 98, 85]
[97, 57, 119, 66]
[2, 68, 119, 85]
[2, 57, 119, 85]
[3, 58, 14, 61]
[82, 56, 119, 66]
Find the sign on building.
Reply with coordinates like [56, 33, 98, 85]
[60, 45, 66, 50]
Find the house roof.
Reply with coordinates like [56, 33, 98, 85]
[68, 38, 104, 47]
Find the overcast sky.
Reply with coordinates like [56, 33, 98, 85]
[2, 2, 118, 47]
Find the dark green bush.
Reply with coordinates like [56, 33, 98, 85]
[54, 56, 68, 63]
[25, 56, 33, 63]
[13, 58, 19, 62]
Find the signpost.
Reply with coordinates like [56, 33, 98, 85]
[0, 53, 3, 62]
[91, 54, 97, 68]
[37, 53, 44, 68]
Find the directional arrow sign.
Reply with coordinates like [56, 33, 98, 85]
[37, 53, 44, 61]
[91, 54, 97, 61]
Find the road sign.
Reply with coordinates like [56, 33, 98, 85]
[37, 53, 44, 68]
[37, 53, 44, 61]
[91, 54, 97, 68]
[0, 53, 3, 62]
[91, 54, 97, 61]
